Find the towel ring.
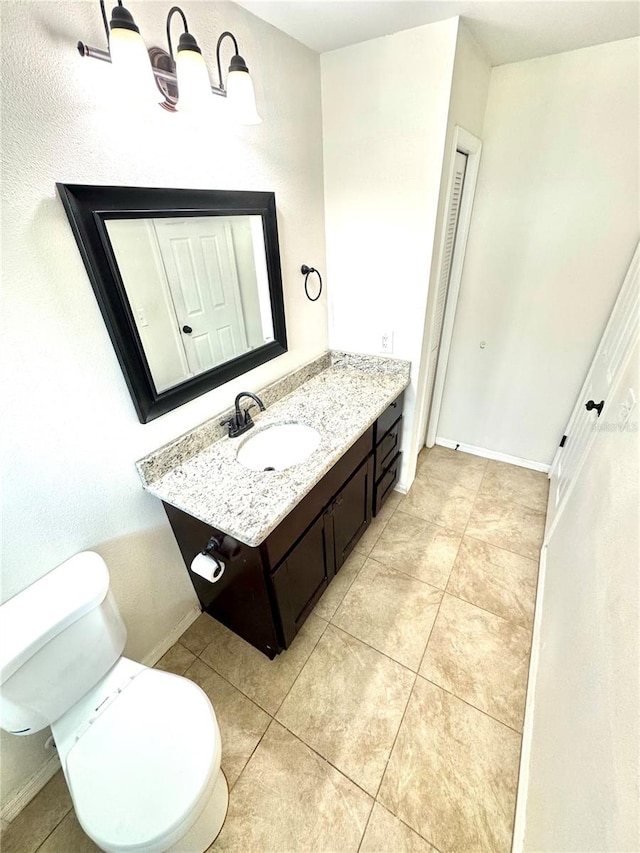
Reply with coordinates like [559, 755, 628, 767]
[301, 264, 323, 302]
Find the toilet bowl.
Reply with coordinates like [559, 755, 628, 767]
[0, 552, 228, 852]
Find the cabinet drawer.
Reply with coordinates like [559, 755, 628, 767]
[375, 417, 401, 480]
[374, 452, 401, 515]
[374, 392, 404, 444]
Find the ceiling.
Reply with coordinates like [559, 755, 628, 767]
[234, 0, 640, 65]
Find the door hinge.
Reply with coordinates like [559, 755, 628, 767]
[559, 435, 567, 448]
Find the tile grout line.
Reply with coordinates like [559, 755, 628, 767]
[323, 620, 418, 676]
[270, 615, 331, 719]
[369, 670, 447, 853]
[420, 673, 525, 736]
[33, 803, 74, 853]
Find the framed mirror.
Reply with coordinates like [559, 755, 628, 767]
[57, 184, 287, 422]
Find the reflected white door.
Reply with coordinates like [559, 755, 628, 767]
[153, 218, 249, 375]
[546, 241, 640, 534]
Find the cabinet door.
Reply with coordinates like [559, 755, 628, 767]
[333, 455, 373, 571]
[271, 513, 331, 648]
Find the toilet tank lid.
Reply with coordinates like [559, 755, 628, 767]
[0, 552, 111, 685]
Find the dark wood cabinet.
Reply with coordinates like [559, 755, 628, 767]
[163, 393, 404, 659]
[332, 455, 373, 569]
[373, 393, 404, 516]
[271, 512, 331, 648]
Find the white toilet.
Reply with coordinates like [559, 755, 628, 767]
[0, 552, 228, 852]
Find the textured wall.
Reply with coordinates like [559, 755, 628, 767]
[412, 21, 491, 467]
[321, 18, 459, 489]
[0, 0, 327, 811]
[437, 37, 640, 464]
[523, 340, 639, 850]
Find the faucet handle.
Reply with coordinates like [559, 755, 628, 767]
[220, 416, 238, 437]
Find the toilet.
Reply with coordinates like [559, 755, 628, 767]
[0, 552, 228, 852]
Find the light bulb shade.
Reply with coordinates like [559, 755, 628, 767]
[176, 35, 212, 112]
[226, 62, 261, 125]
[109, 7, 159, 105]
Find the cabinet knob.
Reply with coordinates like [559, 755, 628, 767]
[182, 325, 193, 334]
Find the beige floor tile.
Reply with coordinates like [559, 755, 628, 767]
[399, 474, 477, 533]
[211, 720, 372, 852]
[447, 536, 539, 629]
[360, 803, 437, 853]
[479, 460, 549, 512]
[354, 502, 396, 555]
[420, 594, 530, 731]
[371, 510, 461, 589]
[466, 493, 546, 560]
[200, 614, 327, 714]
[154, 641, 197, 675]
[2, 771, 72, 853]
[36, 810, 100, 852]
[184, 658, 271, 788]
[276, 625, 414, 795]
[180, 612, 220, 656]
[385, 489, 404, 510]
[332, 558, 442, 671]
[313, 550, 367, 620]
[418, 446, 488, 491]
[378, 678, 520, 853]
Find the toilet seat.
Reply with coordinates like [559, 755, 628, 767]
[64, 667, 220, 853]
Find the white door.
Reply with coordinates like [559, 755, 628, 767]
[153, 217, 249, 376]
[546, 240, 640, 535]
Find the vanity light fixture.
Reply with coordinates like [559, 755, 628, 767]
[77, 0, 262, 122]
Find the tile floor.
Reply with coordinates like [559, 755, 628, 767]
[2, 447, 548, 853]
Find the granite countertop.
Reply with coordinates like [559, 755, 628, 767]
[136, 351, 410, 547]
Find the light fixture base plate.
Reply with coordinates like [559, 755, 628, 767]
[148, 46, 178, 107]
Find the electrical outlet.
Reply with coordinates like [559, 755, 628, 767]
[380, 330, 394, 354]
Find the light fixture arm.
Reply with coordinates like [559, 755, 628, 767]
[165, 5, 188, 62]
[215, 31, 240, 94]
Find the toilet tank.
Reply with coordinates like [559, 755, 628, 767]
[0, 552, 127, 735]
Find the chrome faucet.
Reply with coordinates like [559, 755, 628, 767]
[221, 392, 266, 438]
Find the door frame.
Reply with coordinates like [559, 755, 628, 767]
[421, 126, 483, 448]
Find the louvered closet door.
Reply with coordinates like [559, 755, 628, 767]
[426, 151, 468, 426]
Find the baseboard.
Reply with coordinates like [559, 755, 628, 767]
[1, 752, 61, 824]
[141, 603, 202, 667]
[1, 604, 202, 825]
[511, 544, 548, 852]
[434, 438, 550, 474]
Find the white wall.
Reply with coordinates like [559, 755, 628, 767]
[0, 0, 327, 812]
[438, 37, 640, 466]
[321, 18, 459, 488]
[520, 340, 639, 851]
[412, 22, 490, 463]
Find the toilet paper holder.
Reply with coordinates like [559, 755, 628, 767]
[201, 535, 241, 579]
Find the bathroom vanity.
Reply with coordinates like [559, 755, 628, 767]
[137, 352, 409, 658]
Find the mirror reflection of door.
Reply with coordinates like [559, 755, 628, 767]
[153, 217, 249, 378]
[105, 215, 272, 394]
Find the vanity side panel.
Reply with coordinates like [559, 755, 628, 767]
[162, 503, 281, 658]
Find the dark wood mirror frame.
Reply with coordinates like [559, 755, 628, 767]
[56, 184, 287, 423]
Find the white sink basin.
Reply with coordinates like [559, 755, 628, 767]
[236, 423, 321, 472]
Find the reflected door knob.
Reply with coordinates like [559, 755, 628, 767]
[585, 399, 604, 417]
[182, 325, 193, 334]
